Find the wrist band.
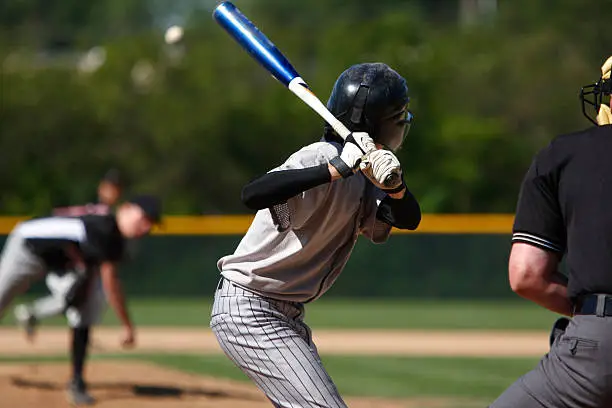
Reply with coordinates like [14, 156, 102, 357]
[329, 157, 354, 178]
[383, 179, 406, 194]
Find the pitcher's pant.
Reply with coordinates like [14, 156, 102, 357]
[33, 272, 106, 328]
[0, 233, 45, 318]
[490, 315, 612, 408]
[210, 278, 347, 408]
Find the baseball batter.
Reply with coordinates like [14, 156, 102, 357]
[210, 62, 421, 407]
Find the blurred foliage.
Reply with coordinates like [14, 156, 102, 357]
[0, 0, 610, 214]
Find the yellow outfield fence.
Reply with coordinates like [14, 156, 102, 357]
[0, 214, 515, 235]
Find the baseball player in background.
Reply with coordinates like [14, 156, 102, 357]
[210, 62, 421, 407]
[13, 169, 123, 405]
[489, 56, 612, 407]
[0, 194, 161, 405]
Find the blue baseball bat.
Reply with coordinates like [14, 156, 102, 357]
[212, 1, 351, 139]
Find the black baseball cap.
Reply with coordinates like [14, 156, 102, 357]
[128, 194, 162, 224]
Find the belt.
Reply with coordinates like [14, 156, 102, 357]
[572, 294, 612, 317]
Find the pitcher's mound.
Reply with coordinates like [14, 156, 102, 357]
[0, 361, 481, 408]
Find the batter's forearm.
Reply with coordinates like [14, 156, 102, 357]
[376, 189, 421, 230]
[241, 164, 332, 210]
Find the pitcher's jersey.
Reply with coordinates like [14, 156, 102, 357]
[14, 214, 125, 271]
[52, 202, 111, 217]
[217, 141, 392, 303]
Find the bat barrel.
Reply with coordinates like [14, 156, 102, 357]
[213, 2, 300, 87]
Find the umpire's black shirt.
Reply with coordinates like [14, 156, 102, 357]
[512, 124, 612, 301]
[16, 214, 125, 271]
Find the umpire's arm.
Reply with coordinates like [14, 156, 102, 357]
[510, 145, 571, 316]
[509, 244, 570, 316]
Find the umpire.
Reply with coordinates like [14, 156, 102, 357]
[490, 56, 612, 407]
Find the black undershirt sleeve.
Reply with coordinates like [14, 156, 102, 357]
[241, 163, 332, 210]
[376, 188, 421, 230]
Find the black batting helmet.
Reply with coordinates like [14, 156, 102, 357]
[325, 62, 413, 151]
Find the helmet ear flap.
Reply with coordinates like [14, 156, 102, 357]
[349, 85, 370, 126]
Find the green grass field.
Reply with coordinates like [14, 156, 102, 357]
[1, 297, 558, 330]
[0, 353, 538, 401]
[0, 298, 549, 405]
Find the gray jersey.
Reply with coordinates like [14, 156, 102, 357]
[217, 141, 391, 303]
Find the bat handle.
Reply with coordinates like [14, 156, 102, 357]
[327, 118, 352, 140]
[288, 77, 401, 189]
[288, 77, 352, 139]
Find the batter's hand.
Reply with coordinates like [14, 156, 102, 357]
[329, 132, 376, 178]
[120, 325, 136, 349]
[360, 149, 404, 191]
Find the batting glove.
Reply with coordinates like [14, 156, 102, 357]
[360, 149, 404, 191]
[329, 132, 376, 178]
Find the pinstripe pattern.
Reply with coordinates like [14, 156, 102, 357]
[211, 278, 347, 408]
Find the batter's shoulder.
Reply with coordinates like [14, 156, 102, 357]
[288, 141, 341, 167]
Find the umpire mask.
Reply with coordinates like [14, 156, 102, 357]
[580, 56, 612, 126]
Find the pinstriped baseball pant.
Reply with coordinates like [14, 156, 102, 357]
[210, 278, 348, 408]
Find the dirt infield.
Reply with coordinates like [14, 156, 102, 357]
[0, 361, 486, 408]
[0, 328, 546, 407]
[0, 327, 550, 357]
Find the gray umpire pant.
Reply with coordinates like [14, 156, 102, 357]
[210, 278, 348, 408]
[0, 233, 46, 319]
[490, 314, 612, 407]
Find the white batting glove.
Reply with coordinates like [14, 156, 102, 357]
[329, 132, 376, 178]
[360, 149, 404, 191]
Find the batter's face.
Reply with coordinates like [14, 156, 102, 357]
[117, 204, 153, 238]
[376, 105, 412, 152]
[98, 181, 121, 206]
